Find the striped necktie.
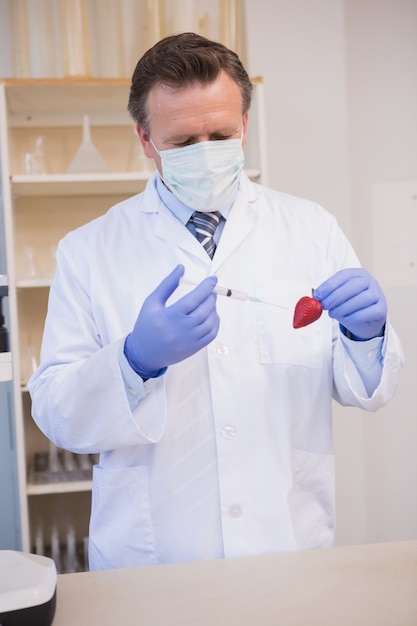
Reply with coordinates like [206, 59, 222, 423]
[190, 211, 221, 259]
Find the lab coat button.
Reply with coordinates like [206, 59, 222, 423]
[229, 504, 242, 518]
[221, 425, 236, 439]
[216, 343, 229, 357]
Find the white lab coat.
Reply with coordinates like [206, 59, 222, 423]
[29, 173, 403, 570]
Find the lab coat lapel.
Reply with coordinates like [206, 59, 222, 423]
[142, 179, 212, 263]
[211, 176, 260, 272]
[155, 209, 210, 262]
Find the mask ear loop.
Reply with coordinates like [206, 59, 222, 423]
[149, 138, 171, 191]
[149, 137, 161, 156]
[240, 126, 244, 143]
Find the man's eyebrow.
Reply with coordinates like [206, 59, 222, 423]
[166, 133, 197, 142]
[166, 127, 238, 142]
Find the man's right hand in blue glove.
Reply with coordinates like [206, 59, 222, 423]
[124, 264, 220, 378]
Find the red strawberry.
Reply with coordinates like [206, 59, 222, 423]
[293, 295, 323, 329]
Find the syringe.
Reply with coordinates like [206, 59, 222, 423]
[180, 278, 287, 309]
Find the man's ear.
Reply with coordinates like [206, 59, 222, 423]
[136, 125, 153, 158]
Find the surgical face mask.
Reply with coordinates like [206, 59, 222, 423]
[151, 136, 244, 212]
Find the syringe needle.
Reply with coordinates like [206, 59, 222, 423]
[180, 278, 287, 309]
[247, 296, 287, 309]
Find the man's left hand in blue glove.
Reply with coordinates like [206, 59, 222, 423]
[313, 268, 387, 341]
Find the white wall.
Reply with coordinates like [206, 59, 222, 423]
[245, 0, 417, 546]
[245, 0, 352, 235]
[340, 0, 417, 545]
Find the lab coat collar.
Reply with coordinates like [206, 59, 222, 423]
[210, 173, 259, 273]
[141, 175, 211, 263]
[140, 172, 261, 269]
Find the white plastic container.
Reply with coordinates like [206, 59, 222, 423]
[0, 551, 57, 626]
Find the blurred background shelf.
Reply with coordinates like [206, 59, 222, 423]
[11, 172, 150, 197]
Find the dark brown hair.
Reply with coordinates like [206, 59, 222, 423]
[127, 32, 253, 133]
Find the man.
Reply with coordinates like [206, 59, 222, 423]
[29, 33, 403, 571]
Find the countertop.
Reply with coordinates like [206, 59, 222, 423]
[53, 540, 417, 625]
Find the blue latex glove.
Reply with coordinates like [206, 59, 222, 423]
[313, 268, 387, 341]
[124, 265, 220, 377]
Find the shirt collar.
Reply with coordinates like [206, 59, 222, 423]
[155, 173, 236, 224]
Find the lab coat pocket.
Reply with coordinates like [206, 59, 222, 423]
[288, 448, 335, 550]
[255, 280, 323, 368]
[89, 464, 156, 570]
